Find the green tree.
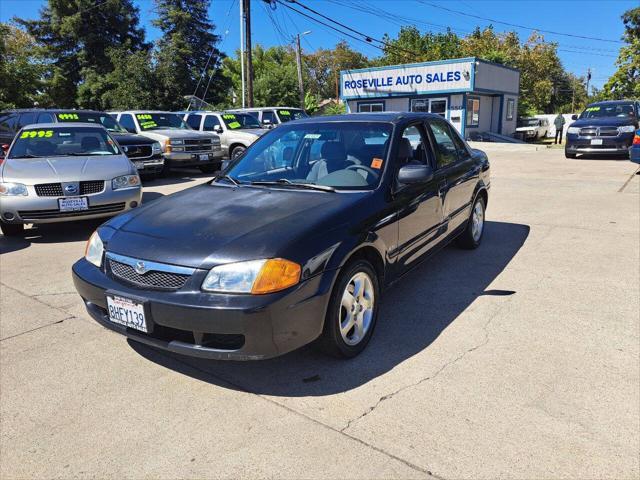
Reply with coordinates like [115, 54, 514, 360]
[153, 0, 227, 110]
[99, 48, 158, 110]
[378, 26, 463, 65]
[602, 7, 640, 99]
[0, 23, 44, 109]
[305, 41, 370, 99]
[222, 45, 299, 108]
[17, 0, 148, 108]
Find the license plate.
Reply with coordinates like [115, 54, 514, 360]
[591, 139, 603, 145]
[106, 295, 148, 332]
[199, 154, 209, 161]
[58, 197, 88, 212]
[134, 161, 145, 169]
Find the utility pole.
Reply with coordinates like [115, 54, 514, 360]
[295, 34, 305, 110]
[243, 0, 254, 107]
[239, 0, 245, 108]
[586, 67, 592, 97]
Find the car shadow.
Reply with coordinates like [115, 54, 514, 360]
[130, 220, 530, 396]
[143, 169, 218, 188]
[0, 219, 103, 254]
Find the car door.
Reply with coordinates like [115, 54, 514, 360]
[426, 117, 477, 234]
[394, 122, 444, 271]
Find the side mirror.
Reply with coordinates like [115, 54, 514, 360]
[213, 125, 223, 133]
[398, 164, 434, 184]
[571, 114, 578, 120]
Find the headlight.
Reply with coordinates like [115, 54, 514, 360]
[202, 258, 301, 294]
[84, 231, 104, 268]
[567, 127, 580, 134]
[618, 125, 636, 133]
[169, 139, 184, 145]
[112, 174, 140, 190]
[0, 182, 28, 196]
[152, 142, 162, 154]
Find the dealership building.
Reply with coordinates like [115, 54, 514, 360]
[340, 57, 520, 139]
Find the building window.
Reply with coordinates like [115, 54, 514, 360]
[466, 96, 480, 127]
[506, 98, 515, 121]
[358, 102, 384, 113]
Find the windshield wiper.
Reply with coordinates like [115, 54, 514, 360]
[215, 175, 241, 186]
[10, 154, 39, 159]
[250, 179, 335, 192]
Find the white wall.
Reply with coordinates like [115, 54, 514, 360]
[474, 61, 520, 94]
[533, 114, 577, 137]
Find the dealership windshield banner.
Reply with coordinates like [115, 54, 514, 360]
[341, 60, 474, 99]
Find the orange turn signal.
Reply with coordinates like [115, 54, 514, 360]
[251, 258, 301, 294]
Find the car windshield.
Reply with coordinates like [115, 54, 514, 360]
[276, 109, 307, 123]
[56, 112, 126, 133]
[222, 122, 392, 190]
[518, 118, 540, 127]
[580, 104, 636, 119]
[221, 112, 261, 130]
[135, 113, 189, 130]
[8, 127, 120, 158]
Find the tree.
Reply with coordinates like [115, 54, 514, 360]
[153, 0, 227, 110]
[0, 23, 44, 109]
[222, 45, 299, 108]
[304, 41, 370, 99]
[602, 7, 640, 99]
[99, 48, 158, 110]
[17, 0, 148, 108]
[378, 26, 463, 65]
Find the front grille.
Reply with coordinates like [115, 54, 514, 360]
[579, 128, 598, 136]
[35, 183, 63, 197]
[108, 259, 190, 291]
[124, 145, 153, 159]
[598, 127, 619, 137]
[18, 202, 125, 220]
[579, 127, 619, 137]
[184, 138, 214, 153]
[80, 180, 104, 195]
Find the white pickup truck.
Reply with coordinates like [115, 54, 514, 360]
[516, 118, 549, 140]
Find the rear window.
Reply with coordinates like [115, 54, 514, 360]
[580, 104, 636, 119]
[8, 127, 119, 158]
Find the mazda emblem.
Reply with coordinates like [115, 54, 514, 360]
[134, 261, 147, 274]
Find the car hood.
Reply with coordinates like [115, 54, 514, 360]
[103, 184, 368, 269]
[570, 117, 636, 128]
[138, 129, 215, 140]
[1, 155, 133, 184]
[110, 132, 156, 146]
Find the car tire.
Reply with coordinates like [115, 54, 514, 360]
[231, 145, 246, 159]
[456, 195, 486, 249]
[565, 151, 577, 159]
[317, 259, 380, 358]
[0, 222, 24, 237]
[199, 164, 218, 174]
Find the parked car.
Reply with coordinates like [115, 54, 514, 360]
[72, 112, 490, 360]
[0, 109, 164, 178]
[630, 129, 640, 164]
[111, 111, 223, 174]
[516, 117, 549, 140]
[0, 123, 142, 236]
[181, 110, 267, 160]
[565, 100, 640, 158]
[228, 107, 308, 128]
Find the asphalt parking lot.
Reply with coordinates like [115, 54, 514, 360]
[1, 149, 638, 479]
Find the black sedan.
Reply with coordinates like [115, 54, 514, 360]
[72, 113, 490, 360]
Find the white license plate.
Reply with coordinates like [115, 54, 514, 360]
[58, 197, 88, 212]
[591, 139, 603, 145]
[106, 295, 147, 332]
[134, 161, 145, 169]
[199, 154, 209, 161]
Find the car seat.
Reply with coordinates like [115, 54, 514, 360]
[306, 141, 348, 182]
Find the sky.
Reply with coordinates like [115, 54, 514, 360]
[0, 0, 635, 90]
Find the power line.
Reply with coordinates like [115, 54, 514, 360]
[418, 1, 623, 44]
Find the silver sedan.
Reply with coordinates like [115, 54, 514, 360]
[0, 123, 142, 236]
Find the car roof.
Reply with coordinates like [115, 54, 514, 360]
[229, 107, 303, 111]
[1, 108, 109, 114]
[114, 110, 180, 114]
[21, 122, 106, 129]
[291, 112, 444, 124]
[588, 100, 636, 106]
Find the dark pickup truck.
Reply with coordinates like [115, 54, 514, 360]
[565, 100, 640, 158]
[0, 109, 165, 177]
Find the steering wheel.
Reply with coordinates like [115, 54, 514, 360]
[346, 164, 380, 179]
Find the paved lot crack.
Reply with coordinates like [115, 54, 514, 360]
[0, 317, 73, 342]
[618, 167, 640, 192]
[150, 348, 441, 479]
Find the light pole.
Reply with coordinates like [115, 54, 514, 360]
[294, 31, 312, 110]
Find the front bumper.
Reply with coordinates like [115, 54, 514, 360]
[163, 146, 223, 168]
[72, 258, 334, 360]
[131, 155, 165, 175]
[1, 187, 142, 224]
[566, 132, 633, 155]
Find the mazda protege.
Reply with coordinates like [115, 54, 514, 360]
[72, 113, 490, 360]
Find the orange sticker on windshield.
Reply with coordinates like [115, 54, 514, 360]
[371, 158, 383, 169]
